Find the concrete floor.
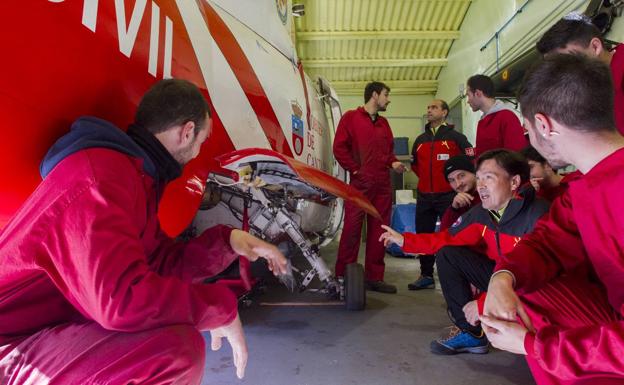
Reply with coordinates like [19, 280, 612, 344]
[201, 241, 535, 385]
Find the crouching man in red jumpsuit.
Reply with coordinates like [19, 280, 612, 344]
[333, 81, 407, 294]
[0, 79, 288, 384]
[482, 54, 624, 384]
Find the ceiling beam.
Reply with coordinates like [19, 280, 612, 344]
[329, 80, 438, 89]
[331, 81, 438, 96]
[335, 87, 437, 96]
[302, 58, 447, 68]
[297, 30, 460, 41]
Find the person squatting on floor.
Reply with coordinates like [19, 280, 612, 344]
[380, 149, 551, 355]
[520, 145, 566, 202]
[0, 79, 288, 384]
[333, 81, 407, 294]
[409, 100, 474, 291]
[482, 54, 624, 385]
[438, 154, 480, 231]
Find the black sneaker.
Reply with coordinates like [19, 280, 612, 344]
[366, 280, 397, 294]
[407, 275, 435, 290]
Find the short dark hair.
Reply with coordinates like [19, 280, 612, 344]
[467, 75, 494, 98]
[520, 145, 547, 164]
[364, 81, 390, 103]
[477, 149, 529, 184]
[438, 99, 450, 115]
[536, 18, 602, 55]
[135, 79, 210, 135]
[518, 54, 615, 133]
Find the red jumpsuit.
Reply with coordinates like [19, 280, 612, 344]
[611, 45, 624, 136]
[496, 148, 624, 384]
[0, 148, 239, 384]
[333, 107, 398, 281]
[475, 101, 528, 157]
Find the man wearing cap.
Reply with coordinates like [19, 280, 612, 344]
[409, 99, 474, 290]
[439, 155, 480, 231]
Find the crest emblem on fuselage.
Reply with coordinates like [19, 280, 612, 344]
[276, 0, 288, 25]
[291, 100, 304, 156]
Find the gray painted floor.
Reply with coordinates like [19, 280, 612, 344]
[201, 241, 535, 385]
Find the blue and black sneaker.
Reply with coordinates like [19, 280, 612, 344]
[407, 275, 435, 290]
[430, 326, 489, 355]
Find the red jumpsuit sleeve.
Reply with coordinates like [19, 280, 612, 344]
[500, 111, 528, 152]
[44, 176, 237, 332]
[333, 112, 360, 174]
[476, 292, 486, 315]
[525, 320, 624, 379]
[439, 206, 462, 231]
[402, 223, 486, 255]
[149, 225, 239, 283]
[495, 191, 586, 293]
[457, 133, 475, 159]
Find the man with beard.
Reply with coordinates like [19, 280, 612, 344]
[439, 154, 480, 231]
[0, 79, 288, 384]
[333, 81, 407, 293]
[482, 54, 624, 384]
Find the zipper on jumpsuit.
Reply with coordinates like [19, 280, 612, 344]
[429, 129, 436, 193]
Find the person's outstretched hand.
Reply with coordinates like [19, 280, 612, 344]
[210, 313, 248, 379]
[229, 229, 288, 276]
[379, 225, 404, 247]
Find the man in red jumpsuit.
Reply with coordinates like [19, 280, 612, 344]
[536, 13, 624, 136]
[520, 145, 565, 202]
[333, 81, 406, 293]
[466, 74, 528, 157]
[482, 54, 624, 384]
[0, 79, 288, 384]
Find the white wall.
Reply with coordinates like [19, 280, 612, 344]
[435, 0, 590, 144]
[337, 93, 433, 189]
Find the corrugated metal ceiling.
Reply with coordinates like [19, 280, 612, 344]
[294, 0, 472, 95]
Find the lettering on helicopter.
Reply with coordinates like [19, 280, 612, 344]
[53, 0, 173, 78]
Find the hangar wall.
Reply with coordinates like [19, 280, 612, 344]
[331, 0, 624, 190]
[435, 0, 590, 144]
